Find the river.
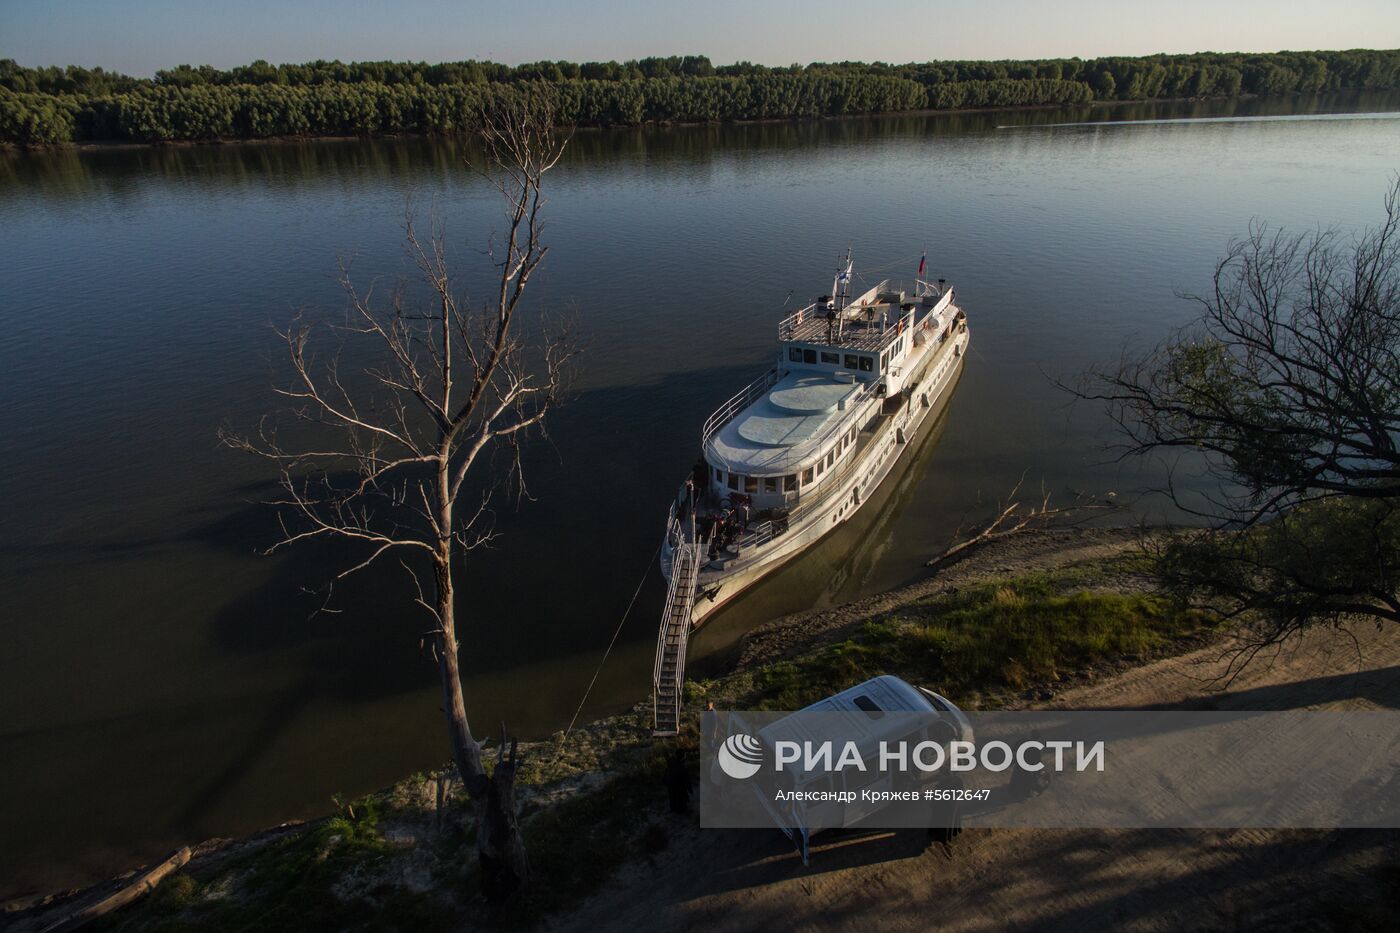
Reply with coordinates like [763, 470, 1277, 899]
[1, 91, 1397, 895]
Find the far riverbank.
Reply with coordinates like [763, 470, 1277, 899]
[5, 88, 1400, 153]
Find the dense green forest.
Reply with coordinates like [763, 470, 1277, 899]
[2, 49, 1397, 146]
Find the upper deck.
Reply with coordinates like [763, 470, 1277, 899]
[777, 280, 949, 353]
[705, 371, 875, 475]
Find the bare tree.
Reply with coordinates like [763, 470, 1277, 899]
[222, 100, 574, 900]
[1072, 178, 1400, 651]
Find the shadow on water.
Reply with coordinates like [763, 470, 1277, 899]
[195, 360, 770, 681]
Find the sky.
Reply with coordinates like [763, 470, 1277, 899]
[3, 0, 1399, 75]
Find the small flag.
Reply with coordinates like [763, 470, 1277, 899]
[918, 252, 927, 278]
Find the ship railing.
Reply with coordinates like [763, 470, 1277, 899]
[777, 302, 821, 339]
[654, 502, 699, 734]
[700, 367, 781, 446]
[669, 550, 692, 726]
[663, 499, 681, 549]
[737, 519, 778, 552]
[777, 279, 950, 338]
[654, 513, 683, 689]
[779, 309, 929, 355]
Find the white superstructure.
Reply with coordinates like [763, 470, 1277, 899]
[653, 253, 970, 734]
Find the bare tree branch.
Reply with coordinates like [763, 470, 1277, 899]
[221, 95, 575, 901]
[927, 476, 1122, 569]
[1064, 177, 1400, 659]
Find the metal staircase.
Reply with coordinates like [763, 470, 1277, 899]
[653, 513, 701, 736]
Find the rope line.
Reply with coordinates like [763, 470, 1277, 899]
[850, 253, 940, 292]
[551, 537, 663, 762]
[852, 251, 928, 277]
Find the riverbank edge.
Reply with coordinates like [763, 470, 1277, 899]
[0, 94, 1268, 152]
[4, 524, 1212, 929]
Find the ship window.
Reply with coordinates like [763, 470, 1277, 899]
[802, 467, 814, 485]
[821, 351, 839, 365]
[880, 352, 889, 371]
[849, 426, 857, 443]
[714, 467, 723, 483]
[783, 474, 798, 492]
[727, 473, 739, 491]
[826, 450, 835, 468]
[803, 348, 817, 364]
[788, 346, 802, 362]
[844, 354, 859, 369]
[763, 477, 778, 493]
[745, 475, 758, 494]
[859, 356, 873, 372]
[816, 459, 825, 477]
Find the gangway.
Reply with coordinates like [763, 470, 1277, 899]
[653, 507, 701, 736]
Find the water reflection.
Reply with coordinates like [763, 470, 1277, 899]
[7, 90, 1395, 204]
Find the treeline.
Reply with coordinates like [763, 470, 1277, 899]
[2, 49, 1397, 146]
[0, 74, 1087, 144]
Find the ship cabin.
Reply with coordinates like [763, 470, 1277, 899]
[698, 280, 951, 514]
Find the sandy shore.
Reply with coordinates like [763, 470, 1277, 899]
[549, 528, 1400, 932]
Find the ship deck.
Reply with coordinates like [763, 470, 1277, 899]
[780, 310, 900, 351]
[705, 372, 869, 475]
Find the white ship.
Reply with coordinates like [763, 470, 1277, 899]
[653, 252, 970, 733]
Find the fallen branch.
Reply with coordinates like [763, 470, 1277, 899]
[927, 479, 1119, 569]
[39, 847, 191, 933]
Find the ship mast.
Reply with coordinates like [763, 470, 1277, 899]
[831, 247, 853, 342]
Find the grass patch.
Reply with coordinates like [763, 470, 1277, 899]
[750, 572, 1210, 709]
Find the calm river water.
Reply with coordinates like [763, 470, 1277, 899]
[2, 92, 1397, 894]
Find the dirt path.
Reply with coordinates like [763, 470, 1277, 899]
[553, 582, 1400, 931]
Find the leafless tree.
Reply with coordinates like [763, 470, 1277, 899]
[1071, 178, 1400, 651]
[221, 100, 574, 900]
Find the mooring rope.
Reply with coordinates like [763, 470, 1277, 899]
[551, 537, 663, 762]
